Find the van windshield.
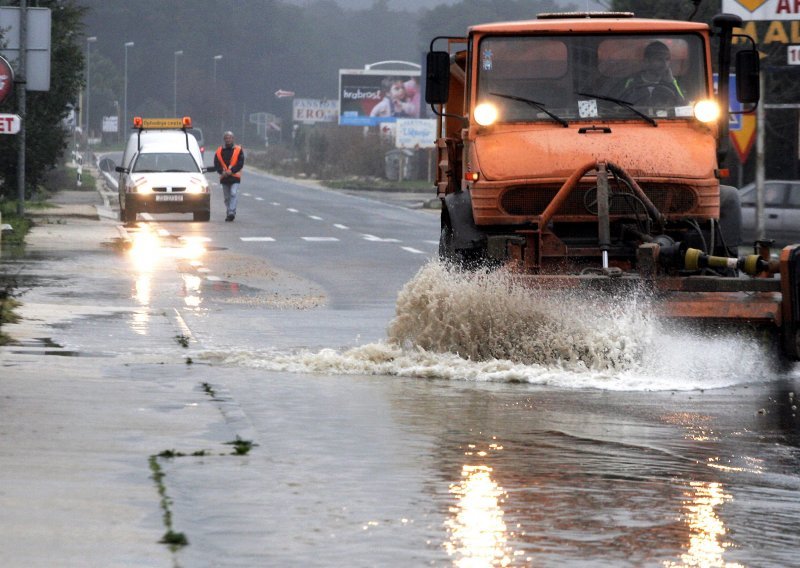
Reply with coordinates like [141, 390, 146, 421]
[132, 152, 200, 173]
[476, 33, 708, 124]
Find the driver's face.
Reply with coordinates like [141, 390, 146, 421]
[646, 52, 671, 74]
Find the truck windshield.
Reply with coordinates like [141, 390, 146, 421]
[476, 33, 707, 124]
[132, 152, 200, 173]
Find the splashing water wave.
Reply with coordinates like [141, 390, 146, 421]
[199, 262, 779, 391]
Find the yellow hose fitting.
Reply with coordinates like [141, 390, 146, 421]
[743, 255, 760, 275]
[684, 248, 702, 271]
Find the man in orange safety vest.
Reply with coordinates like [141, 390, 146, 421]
[213, 131, 245, 222]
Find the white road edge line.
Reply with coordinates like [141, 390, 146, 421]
[401, 247, 424, 254]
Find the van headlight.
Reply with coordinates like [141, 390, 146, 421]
[132, 176, 151, 194]
[186, 177, 208, 194]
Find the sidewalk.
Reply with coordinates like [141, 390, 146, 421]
[0, 178, 233, 567]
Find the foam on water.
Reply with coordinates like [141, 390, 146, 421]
[200, 261, 780, 391]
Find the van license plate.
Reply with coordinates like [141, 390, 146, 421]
[156, 195, 183, 202]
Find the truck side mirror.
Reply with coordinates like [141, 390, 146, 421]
[425, 51, 451, 105]
[735, 49, 760, 105]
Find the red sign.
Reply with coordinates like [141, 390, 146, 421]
[0, 56, 14, 105]
[0, 114, 22, 134]
[274, 89, 295, 98]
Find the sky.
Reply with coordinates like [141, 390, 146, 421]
[285, 0, 609, 12]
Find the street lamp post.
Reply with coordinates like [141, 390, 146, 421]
[173, 50, 183, 115]
[124, 41, 134, 134]
[213, 55, 222, 134]
[85, 36, 97, 141]
[213, 54, 222, 88]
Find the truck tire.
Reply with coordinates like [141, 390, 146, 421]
[193, 211, 210, 222]
[719, 184, 742, 255]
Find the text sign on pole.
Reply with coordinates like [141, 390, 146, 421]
[395, 119, 437, 149]
[0, 7, 52, 91]
[0, 114, 22, 134]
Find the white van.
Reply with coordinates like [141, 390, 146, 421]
[115, 117, 211, 224]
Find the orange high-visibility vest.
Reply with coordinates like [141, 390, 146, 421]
[215, 145, 242, 180]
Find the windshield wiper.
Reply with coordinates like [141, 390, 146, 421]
[576, 91, 657, 127]
[489, 92, 568, 128]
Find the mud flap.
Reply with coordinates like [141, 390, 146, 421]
[781, 245, 800, 360]
[444, 190, 485, 250]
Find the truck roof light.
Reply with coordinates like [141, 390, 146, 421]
[133, 117, 193, 129]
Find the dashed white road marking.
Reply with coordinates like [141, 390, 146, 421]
[362, 234, 401, 243]
[287, 208, 299, 213]
[271, 202, 281, 206]
[243, 192, 252, 197]
[401, 247, 424, 254]
[240, 237, 276, 242]
[255, 197, 264, 201]
[301, 237, 339, 242]
[424, 240, 439, 245]
[334, 224, 349, 230]
[309, 215, 323, 220]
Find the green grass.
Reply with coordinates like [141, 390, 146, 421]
[0, 201, 32, 246]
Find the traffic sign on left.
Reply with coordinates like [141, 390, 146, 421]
[0, 113, 21, 134]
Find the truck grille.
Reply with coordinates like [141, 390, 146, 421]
[152, 187, 187, 193]
[500, 183, 697, 216]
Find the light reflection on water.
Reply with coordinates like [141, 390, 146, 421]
[665, 481, 744, 568]
[445, 441, 519, 567]
[126, 226, 208, 331]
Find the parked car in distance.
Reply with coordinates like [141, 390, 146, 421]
[740, 180, 800, 246]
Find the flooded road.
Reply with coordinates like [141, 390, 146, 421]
[2, 182, 799, 567]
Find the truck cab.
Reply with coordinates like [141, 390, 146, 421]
[426, 12, 759, 273]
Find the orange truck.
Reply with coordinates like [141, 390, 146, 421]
[425, 11, 800, 359]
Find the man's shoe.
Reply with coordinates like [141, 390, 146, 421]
[225, 214, 234, 222]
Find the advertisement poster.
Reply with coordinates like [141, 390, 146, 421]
[339, 69, 421, 126]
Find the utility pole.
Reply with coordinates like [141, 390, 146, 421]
[16, 0, 27, 216]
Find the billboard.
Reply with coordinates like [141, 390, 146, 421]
[339, 69, 421, 126]
[293, 98, 339, 124]
[722, 0, 800, 21]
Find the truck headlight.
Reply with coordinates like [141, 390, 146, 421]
[474, 103, 498, 126]
[694, 100, 720, 123]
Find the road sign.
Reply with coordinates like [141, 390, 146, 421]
[0, 113, 21, 134]
[715, 73, 757, 163]
[274, 89, 295, 98]
[0, 56, 13, 104]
